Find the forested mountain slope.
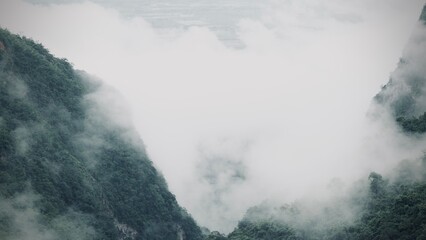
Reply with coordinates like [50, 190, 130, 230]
[376, 4, 426, 133]
[2, 3, 426, 240]
[208, 4, 426, 240]
[0, 28, 202, 240]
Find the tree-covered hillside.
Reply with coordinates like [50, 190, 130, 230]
[375, 4, 426, 134]
[2, 3, 426, 240]
[212, 160, 426, 240]
[206, 4, 426, 240]
[0, 28, 202, 240]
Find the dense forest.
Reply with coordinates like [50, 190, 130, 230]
[206, 160, 426, 240]
[1, 3, 426, 240]
[0, 28, 202, 240]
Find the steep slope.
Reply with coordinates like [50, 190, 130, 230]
[0, 28, 202, 240]
[375, 4, 426, 133]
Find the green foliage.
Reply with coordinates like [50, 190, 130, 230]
[0, 28, 202, 239]
[227, 221, 300, 240]
[224, 167, 426, 240]
[206, 231, 228, 240]
[336, 165, 426, 240]
[397, 113, 426, 133]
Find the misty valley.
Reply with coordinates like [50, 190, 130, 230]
[1, 1, 426, 240]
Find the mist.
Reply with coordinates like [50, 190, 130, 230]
[0, 190, 97, 240]
[0, 0, 425, 233]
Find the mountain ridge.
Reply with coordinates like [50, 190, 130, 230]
[1, 3, 426, 240]
[0, 28, 203, 240]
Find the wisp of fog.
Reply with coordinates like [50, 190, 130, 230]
[0, 0, 425, 233]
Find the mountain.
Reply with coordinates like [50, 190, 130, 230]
[2, 3, 426, 240]
[375, 4, 426, 133]
[0, 28, 203, 240]
[220, 166, 426, 240]
[207, 4, 426, 240]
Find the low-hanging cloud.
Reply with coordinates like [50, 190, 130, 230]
[0, 190, 97, 240]
[0, 0, 425, 233]
[375, 22, 426, 118]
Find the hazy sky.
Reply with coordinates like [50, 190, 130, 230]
[0, 0, 425, 233]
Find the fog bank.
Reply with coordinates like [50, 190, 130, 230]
[0, 0, 424, 232]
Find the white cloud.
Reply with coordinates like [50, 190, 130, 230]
[0, 0, 425, 233]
